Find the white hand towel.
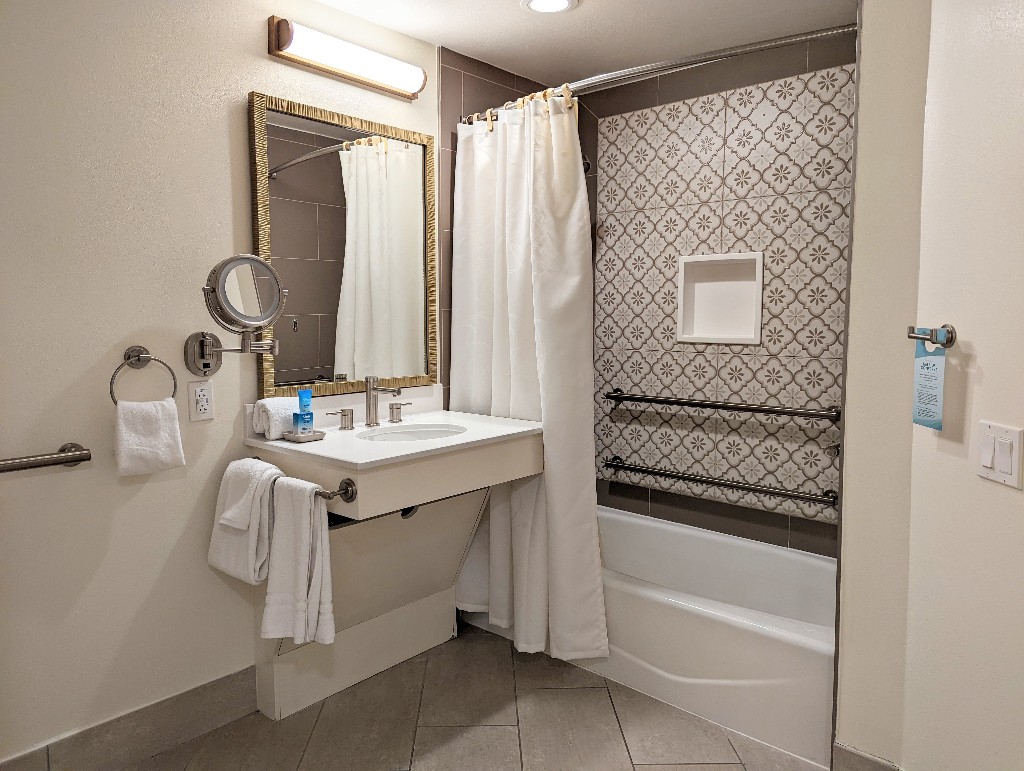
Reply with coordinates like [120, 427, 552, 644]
[261, 477, 335, 645]
[114, 398, 186, 476]
[208, 458, 282, 585]
[252, 397, 299, 440]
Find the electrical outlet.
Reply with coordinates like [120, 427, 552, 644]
[188, 380, 214, 422]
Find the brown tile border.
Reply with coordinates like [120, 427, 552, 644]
[833, 742, 902, 771]
[598, 479, 837, 557]
[45, 667, 255, 771]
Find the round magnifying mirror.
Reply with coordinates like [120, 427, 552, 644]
[204, 255, 287, 333]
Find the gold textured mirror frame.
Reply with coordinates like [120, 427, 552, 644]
[248, 91, 438, 398]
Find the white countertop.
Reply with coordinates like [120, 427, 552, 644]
[243, 409, 543, 470]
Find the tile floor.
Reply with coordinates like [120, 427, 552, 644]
[123, 623, 819, 771]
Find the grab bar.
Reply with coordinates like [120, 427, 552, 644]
[0, 443, 92, 474]
[604, 389, 841, 423]
[604, 456, 838, 507]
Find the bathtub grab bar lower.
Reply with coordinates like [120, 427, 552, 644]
[0, 443, 92, 473]
[604, 456, 839, 507]
[604, 389, 841, 423]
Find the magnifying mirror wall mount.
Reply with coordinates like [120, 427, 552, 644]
[184, 255, 288, 378]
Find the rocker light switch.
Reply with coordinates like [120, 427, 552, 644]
[978, 421, 1022, 489]
[981, 435, 995, 469]
[996, 439, 1014, 475]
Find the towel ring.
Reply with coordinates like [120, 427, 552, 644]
[109, 346, 178, 405]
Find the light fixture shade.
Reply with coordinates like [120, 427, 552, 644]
[268, 17, 427, 100]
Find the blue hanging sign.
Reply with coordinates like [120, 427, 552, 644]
[912, 327, 946, 431]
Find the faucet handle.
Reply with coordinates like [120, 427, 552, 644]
[388, 402, 413, 423]
[325, 409, 354, 430]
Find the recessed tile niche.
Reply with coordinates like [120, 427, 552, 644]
[676, 251, 764, 345]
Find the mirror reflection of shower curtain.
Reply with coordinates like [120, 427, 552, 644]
[334, 141, 425, 380]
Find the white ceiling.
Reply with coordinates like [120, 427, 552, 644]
[315, 0, 857, 87]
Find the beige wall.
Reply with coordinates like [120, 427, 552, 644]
[841, 0, 1024, 768]
[902, 0, 1024, 766]
[0, 0, 437, 759]
[836, 0, 931, 764]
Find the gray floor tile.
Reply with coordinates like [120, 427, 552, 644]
[411, 726, 520, 771]
[513, 650, 606, 691]
[633, 767, 744, 770]
[0, 748, 48, 771]
[607, 682, 739, 765]
[728, 730, 821, 771]
[299, 659, 425, 770]
[186, 702, 321, 770]
[121, 737, 204, 771]
[418, 635, 516, 727]
[518, 688, 632, 771]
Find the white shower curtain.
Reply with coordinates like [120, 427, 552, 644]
[335, 142, 426, 381]
[451, 97, 608, 660]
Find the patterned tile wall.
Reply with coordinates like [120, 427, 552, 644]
[594, 65, 856, 523]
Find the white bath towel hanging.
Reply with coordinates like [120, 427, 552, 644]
[252, 397, 298, 440]
[114, 397, 186, 476]
[207, 458, 282, 585]
[261, 477, 335, 645]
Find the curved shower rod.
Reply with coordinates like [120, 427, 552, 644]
[568, 24, 857, 95]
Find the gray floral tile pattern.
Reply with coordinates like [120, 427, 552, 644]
[594, 65, 856, 523]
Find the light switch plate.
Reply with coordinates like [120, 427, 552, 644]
[977, 421, 1022, 488]
[188, 380, 214, 422]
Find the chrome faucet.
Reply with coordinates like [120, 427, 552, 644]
[364, 376, 402, 427]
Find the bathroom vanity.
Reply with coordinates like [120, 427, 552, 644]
[243, 409, 543, 719]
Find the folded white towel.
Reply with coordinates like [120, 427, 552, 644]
[114, 398, 186, 476]
[252, 397, 299, 440]
[208, 458, 282, 585]
[261, 477, 335, 645]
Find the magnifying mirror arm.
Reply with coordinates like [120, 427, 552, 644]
[203, 331, 279, 357]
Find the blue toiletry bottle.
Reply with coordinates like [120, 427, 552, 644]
[294, 389, 314, 434]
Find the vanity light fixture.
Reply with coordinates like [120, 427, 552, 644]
[522, 0, 579, 12]
[268, 16, 427, 100]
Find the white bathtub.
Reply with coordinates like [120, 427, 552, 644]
[583, 506, 836, 769]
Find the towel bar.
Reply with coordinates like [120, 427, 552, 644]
[0, 443, 92, 473]
[605, 389, 841, 423]
[604, 456, 838, 507]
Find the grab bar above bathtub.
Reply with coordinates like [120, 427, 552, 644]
[604, 389, 841, 423]
[604, 456, 839, 507]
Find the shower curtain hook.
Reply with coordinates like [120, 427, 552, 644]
[485, 109, 495, 132]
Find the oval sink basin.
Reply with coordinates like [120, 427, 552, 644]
[357, 423, 468, 442]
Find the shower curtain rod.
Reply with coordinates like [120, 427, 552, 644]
[567, 24, 857, 95]
[267, 135, 390, 178]
[458, 23, 856, 126]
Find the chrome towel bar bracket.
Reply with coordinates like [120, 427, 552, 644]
[315, 478, 357, 503]
[110, 346, 178, 405]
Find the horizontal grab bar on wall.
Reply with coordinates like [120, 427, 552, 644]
[604, 389, 841, 423]
[0, 443, 92, 474]
[604, 456, 839, 507]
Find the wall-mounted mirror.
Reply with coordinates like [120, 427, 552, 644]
[248, 92, 437, 398]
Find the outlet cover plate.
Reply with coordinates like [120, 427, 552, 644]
[188, 380, 214, 422]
